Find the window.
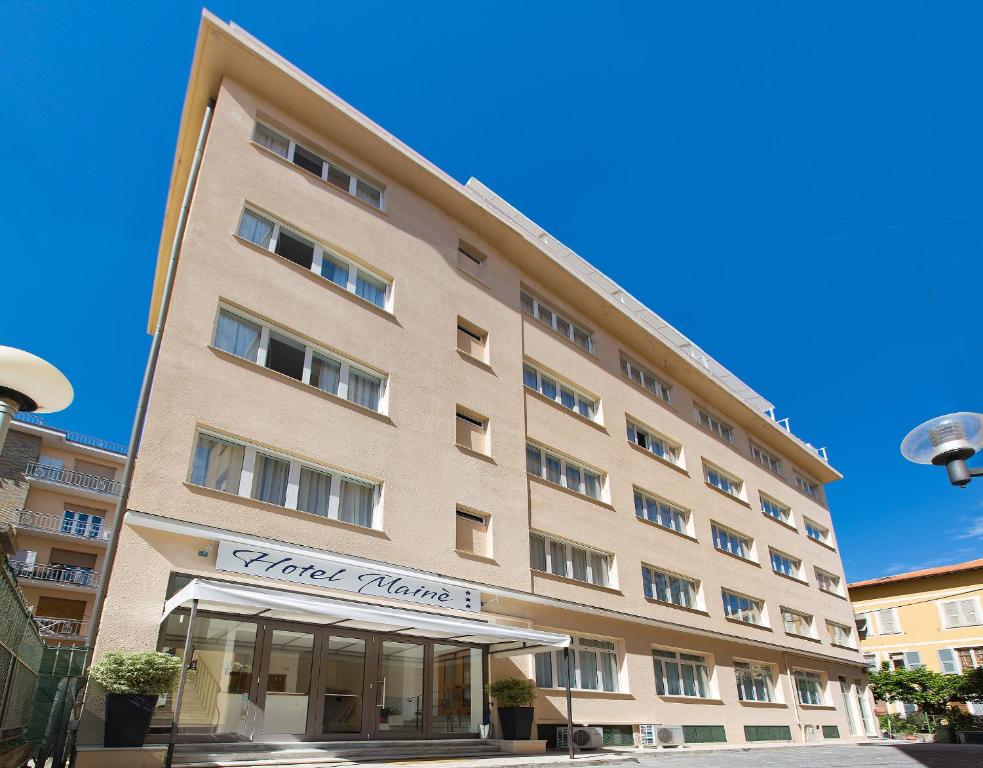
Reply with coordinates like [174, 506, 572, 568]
[760, 494, 792, 525]
[192, 431, 381, 529]
[457, 320, 488, 362]
[535, 636, 619, 692]
[804, 518, 831, 546]
[652, 648, 710, 698]
[856, 615, 870, 640]
[642, 565, 700, 609]
[520, 291, 595, 353]
[735, 661, 776, 703]
[212, 306, 387, 413]
[815, 568, 842, 596]
[703, 462, 744, 499]
[626, 418, 681, 465]
[712, 524, 753, 561]
[782, 608, 815, 638]
[794, 472, 820, 499]
[634, 489, 690, 536]
[863, 654, 878, 672]
[523, 363, 598, 421]
[697, 408, 733, 443]
[769, 548, 802, 580]
[874, 607, 901, 635]
[827, 621, 855, 648]
[529, 533, 612, 587]
[456, 409, 489, 455]
[60, 508, 104, 539]
[750, 442, 782, 473]
[235, 207, 391, 310]
[252, 122, 384, 209]
[891, 651, 923, 670]
[620, 356, 671, 402]
[794, 670, 824, 706]
[455, 508, 490, 557]
[457, 242, 487, 282]
[940, 599, 981, 628]
[722, 589, 765, 625]
[955, 647, 983, 672]
[525, 443, 603, 500]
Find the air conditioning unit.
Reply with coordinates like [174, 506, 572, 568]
[640, 723, 684, 748]
[804, 724, 822, 742]
[557, 726, 603, 750]
[101, 530, 112, 541]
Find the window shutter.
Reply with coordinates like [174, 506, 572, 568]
[879, 608, 898, 634]
[944, 601, 962, 628]
[903, 651, 923, 669]
[960, 600, 980, 626]
[938, 649, 959, 674]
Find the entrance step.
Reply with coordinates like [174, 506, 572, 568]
[171, 739, 507, 767]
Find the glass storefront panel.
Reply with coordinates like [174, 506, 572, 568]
[322, 635, 367, 735]
[377, 640, 424, 734]
[159, 614, 257, 737]
[432, 644, 483, 734]
[263, 629, 315, 735]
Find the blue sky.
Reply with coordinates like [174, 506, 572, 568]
[2, 2, 981, 582]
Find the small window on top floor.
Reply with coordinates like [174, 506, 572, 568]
[355, 270, 387, 308]
[292, 144, 324, 176]
[457, 319, 488, 362]
[253, 123, 289, 158]
[456, 408, 489, 455]
[795, 472, 821, 500]
[237, 209, 275, 248]
[750, 442, 782, 474]
[275, 229, 316, 270]
[355, 179, 383, 208]
[457, 241, 487, 282]
[265, 332, 305, 381]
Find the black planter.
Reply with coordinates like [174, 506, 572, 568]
[497, 706, 534, 740]
[104, 693, 159, 747]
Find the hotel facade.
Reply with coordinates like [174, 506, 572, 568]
[82, 12, 875, 752]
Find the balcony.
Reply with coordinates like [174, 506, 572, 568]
[12, 510, 109, 543]
[34, 616, 88, 642]
[8, 561, 100, 590]
[25, 461, 122, 496]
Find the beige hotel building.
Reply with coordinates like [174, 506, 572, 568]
[82, 11, 876, 755]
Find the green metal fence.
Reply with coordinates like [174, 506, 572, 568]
[0, 560, 45, 746]
[27, 645, 89, 767]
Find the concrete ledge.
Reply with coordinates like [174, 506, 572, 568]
[492, 740, 548, 754]
[77, 745, 165, 768]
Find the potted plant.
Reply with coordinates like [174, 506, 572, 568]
[89, 650, 182, 747]
[487, 677, 537, 740]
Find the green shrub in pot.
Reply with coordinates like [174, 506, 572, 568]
[487, 677, 537, 740]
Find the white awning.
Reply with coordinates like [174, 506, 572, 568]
[163, 578, 569, 654]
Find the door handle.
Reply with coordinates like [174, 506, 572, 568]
[376, 678, 386, 707]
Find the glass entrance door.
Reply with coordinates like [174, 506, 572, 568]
[375, 639, 425, 737]
[318, 635, 369, 738]
[256, 627, 317, 739]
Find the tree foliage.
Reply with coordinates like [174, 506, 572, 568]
[869, 661, 983, 722]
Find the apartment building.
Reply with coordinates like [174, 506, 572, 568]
[850, 558, 983, 716]
[82, 11, 874, 754]
[0, 414, 126, 645]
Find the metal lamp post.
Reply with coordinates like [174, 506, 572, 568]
[900, 412, 983, 487]
[0, 345, 74, 451]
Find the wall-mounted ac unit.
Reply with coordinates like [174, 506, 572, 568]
[557, 726, 603, 750]
[640, 723, 684, 748]
[804, 724, 822, 742]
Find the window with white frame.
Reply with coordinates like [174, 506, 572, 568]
[711, 523, 753, 561]
[794, 670, 824, 706]
[523, 363, 598, 421]
[520, 291, 595, 353]
[652, 648, 711, 698]
[697, 407, 734, 443]
[827, 621, 855, 648]
[529, 533, 613, 588]
[735, 660, 777, 703]
[213, 307, 386, 412]
[534, 636, 619, 692]
[236, 208, 391, 310]
[804, 518, 831, 546]
[749, 442, 782, 473]
[703, 461, 744, 499]
[815, 568, 842, 596]
[634, 489, 690, 536]
[620, 356, 671, 402]
[642, 565, 700, 609]
[760, 493, 792, 525]
[626, 418, 682, 465]
[955, 647, 983, 672]
[722, 589, 765, 625]
[769, 548, 803, 580]
[525, 443, 603, 500]
[190, 431, 380, 529]
[252, 123, 384, 209]
[794, 472, 820, 499]
[855, 614, 870, 640]
[863, 653, 878, 672]
[782, 607, 815, 638]
[940, 598, 981, 628]
[874, 607, 901, 635]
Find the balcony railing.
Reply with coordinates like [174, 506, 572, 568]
[25, 461, 122, 496]
[12, 510, 109, 542]
[8, 561, 100, 589]
[34, 616, 88, 639]
[13, 412, 129, 455]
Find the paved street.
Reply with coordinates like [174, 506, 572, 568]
[629, 743, 983, 768]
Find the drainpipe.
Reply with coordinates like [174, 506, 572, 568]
[563, 647, 574, 759]
[84, 97, 216, 652]
[783, 652, 804, 742]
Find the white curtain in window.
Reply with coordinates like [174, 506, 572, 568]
[590, 553, 609, 586]
[311, 355, 342, 395]
[192, 435, 244, 493]
[237, 210, 274, 246]
[297, 467, 332, 518]
[571, 548, 589, 582]
[549, 540, 567, 577]
[348, 370, 381, 410]
[215, 311, 261, 361]
[529, 535, 547, 571]
[252, 454, 289, 506]
[254, 124, 289, 157]
[339, 480, 374, 527]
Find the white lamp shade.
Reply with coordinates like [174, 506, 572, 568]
[900, 412, 983, 465]
[0, 346, 74, 413]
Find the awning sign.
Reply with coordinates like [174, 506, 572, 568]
[215, 541, 478, 612]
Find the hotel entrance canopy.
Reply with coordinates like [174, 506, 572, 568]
[162, 578, 571, 655]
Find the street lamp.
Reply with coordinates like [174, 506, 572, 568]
[0, 345, 74, 451]
[900, 412, 983, 488]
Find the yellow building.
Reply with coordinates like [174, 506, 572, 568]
[850, 558, 983, 716]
